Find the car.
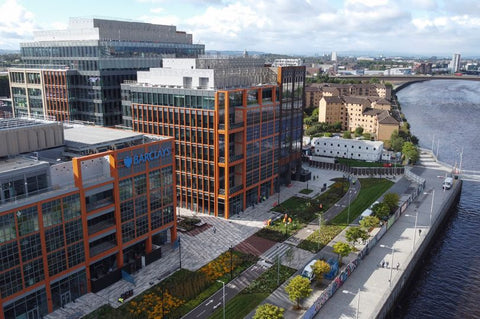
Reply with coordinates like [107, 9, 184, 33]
[442, 177, 453, 190]
[301, 259, 318, 282]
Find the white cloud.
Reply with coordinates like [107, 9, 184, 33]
[150, 7, 165, 14]
[0, 0, 37, 49]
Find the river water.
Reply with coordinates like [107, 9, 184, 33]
[394, 80, 480, 319]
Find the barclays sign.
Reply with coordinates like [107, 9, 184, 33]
[124, 147, 171, 168]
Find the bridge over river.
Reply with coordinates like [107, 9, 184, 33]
[418, 148, 480, 182]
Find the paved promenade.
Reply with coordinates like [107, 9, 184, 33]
[46, 167, 343, 319]
[314, 167, 455, 319]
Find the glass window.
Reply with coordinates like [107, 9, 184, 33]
[20, 233, 41, 262]
[23, 258, 44, 287]
[63, 194, 81, 221]
[47, 250, 67, 277]
[149, 170, 161, 190]
[17, 207, 39, 237]
[67, 242, 85, 267]
[42, 199, 63, 227]
[0, 213, 16, 243]
[119, 178, 133, 201]
[45, 225, 64, 253]
[135, 215, 148, 237]
[0, 241, 19, 271]
[134, 174, 147, 195]
[0, 267, 23, 298]
[65, 219, 83, 245]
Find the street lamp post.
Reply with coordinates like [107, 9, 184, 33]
[380, 244, 395, 287]
[412, 210, 418, 251]
[347, 190, 351, 225]
[216, 280, 225, 319]
[317, 213, 322, 251]
[425, 190, 435, 227]
[179, 236, 182, 269]
[342, 289, 361, 319]
[230, 246, 233, 281]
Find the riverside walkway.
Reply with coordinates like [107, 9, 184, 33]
[313, 166, 460, 319]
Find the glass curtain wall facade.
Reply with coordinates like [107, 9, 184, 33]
[123, 84, 281, 218]
[0, 138, 176, 319]
[277, 66, 305, 186]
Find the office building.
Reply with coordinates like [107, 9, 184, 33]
[121, 57, 305, 218]
[0, 118, 176, 319]
[9, 17, 204, 126]
[450, 53, 461, 73]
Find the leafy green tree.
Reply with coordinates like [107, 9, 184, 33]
[253, 303, 285, 319]
[312, 260, 331, 282]
[359, 215, 380, 229]
[342, 131, 352, 139]
[402, 141, 419, 164]
[383, 193, 400, 213]
[390, 130, 404, 152]
[333, 121, 342, 131]
[345, 226, 369, 245]
[354, 126, 364, 136]
[324, 132, 333, 137]
[285, 275, 312, 309]
[372, 203, 390, 220]
[333, 242, 352, 265]
[362, 132, 372, 140]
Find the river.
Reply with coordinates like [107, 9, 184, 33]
[394, 80, 480, 319]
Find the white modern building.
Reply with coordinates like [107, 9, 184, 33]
[311, 137, 383, 161]
[450, 53, 461, 73]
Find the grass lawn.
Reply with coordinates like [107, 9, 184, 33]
[297, 224, 345, 253]
[329, 178, 394, 226]
[299, 188, 314, 194]
[258, 179, 348, 242]
[209, 264, 296, 319]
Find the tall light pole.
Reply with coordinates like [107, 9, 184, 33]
[342, 289, 361, 319]
[380, 244, 394, 287]
[424, 190, 435, 227]
[347, 189, 351, 225]
[412, 210, 418, 251]
[317, 212, 322, 251]
[179, 236, 182, 269]
[216, 280, 225, 319]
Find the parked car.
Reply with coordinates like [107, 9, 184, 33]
[442, 177, 453, 190]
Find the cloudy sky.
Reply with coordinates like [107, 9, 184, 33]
[1, 0, 479, 56]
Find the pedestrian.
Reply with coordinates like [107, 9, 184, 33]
[396, 262, 400, 270]
[213, 226, 216, 234]
[419, 229, 422, 236]
[386, 261, 389, 269]
[381, 260, 385, 268]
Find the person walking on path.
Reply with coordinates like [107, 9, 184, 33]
[396, 262, 400, 270]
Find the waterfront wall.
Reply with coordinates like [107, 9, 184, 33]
[375, 179, 463, 319]
[302, 173, 426, 319]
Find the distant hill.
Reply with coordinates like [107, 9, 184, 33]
[0, 49, 20, 54]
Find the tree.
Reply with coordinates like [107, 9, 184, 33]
[311, 260, 331, 282]
[372, 203, 390, 220]
[355, 126, 364, 136]
[342, 131, 352, 139]
[333, 242, 352, 265]
[402, 141, 419, 164]
[363, 132, 372, 140]
[333, 121, 342, 131]
[360, 215, 380, 229]
[345, 226, 369, 245]
[390, 130, 404, 152]
[253, 303, 285, 319]
[383, 193, 400, 213]
[285, 275, 312, 309]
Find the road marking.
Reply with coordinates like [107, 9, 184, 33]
[205, 299, 213, 306]
[213, 302, 221, 309]
[196, 310, 206, 317]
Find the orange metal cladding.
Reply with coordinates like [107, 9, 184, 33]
[0, 189, 83, 318]
[219, 87, 279, 219]
[0, 139, 176, 318]
[130, 102, 216, 216]
[43, 70, 70, 122]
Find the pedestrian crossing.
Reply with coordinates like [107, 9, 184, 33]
[260, 243, 292, 263]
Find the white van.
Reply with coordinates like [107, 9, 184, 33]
[442, 177, 453, 190]
[360, 208, 373, 221]
[301, 259, 318, 282]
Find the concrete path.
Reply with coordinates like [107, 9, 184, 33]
[314, 167, 454, 318]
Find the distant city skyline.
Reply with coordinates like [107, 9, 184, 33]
[1, 0, 480, 56]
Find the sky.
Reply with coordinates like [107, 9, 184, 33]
[1, 0, 480, 56]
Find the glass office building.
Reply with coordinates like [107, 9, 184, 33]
[0, 119, 176, 318]
[9, 17, 204, 126]
[121, 58, 305, 218]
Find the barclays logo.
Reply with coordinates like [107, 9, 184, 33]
[124, 147, 171, 168]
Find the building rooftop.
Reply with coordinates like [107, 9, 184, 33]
[0, 118, 55, 130]
[0, 156, 49, 175]
[63, 126, 166, 153]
